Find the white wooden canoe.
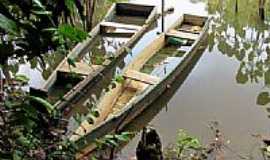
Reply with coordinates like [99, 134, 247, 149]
[70, 14, 210, 159]
[30, 3, 158, 111]
[70, 14, 210, 158]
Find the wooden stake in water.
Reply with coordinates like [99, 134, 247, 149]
[161, 0, 165, 32]
[0, 69, 4, 100]
[259, 0, 266, 20]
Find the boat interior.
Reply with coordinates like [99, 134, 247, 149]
[34, 3, 156, 103]
[70, 14, 207, 141]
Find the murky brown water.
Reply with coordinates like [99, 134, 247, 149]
[117, 0, 270, 159]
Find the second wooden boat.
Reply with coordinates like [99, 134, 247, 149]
[31, 3, 157, 111]
[69, 13, 210, 158]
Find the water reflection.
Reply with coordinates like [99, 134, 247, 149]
[205, 0, 270, 106]
[118, 0, 270, 159]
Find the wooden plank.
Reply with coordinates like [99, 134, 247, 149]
[167, 29, 199, 40]
[58, 61, 100, 76]
[100, 21, 142, 31]
[124, 70, 159, 85]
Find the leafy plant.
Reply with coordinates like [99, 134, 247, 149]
[176, 129, 202, 159]
[95, 132, 133, 149]
[0, 75, 77, 159]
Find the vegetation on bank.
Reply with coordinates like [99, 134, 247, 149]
[0, 0, 125, 159]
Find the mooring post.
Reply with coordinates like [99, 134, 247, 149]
[259, 0, 266, 20]
[136, 127, 163, 160]
[0, 68, 5, 101]
[161, 0, 165, 32]
[235, 0, 238, 13]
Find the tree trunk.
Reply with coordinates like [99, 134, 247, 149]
[235, 0, 238, 13]
[86, 0, 96, 31]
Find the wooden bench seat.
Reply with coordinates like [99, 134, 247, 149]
[123, 70, 159, 85]
[58, 61, 100, 76]
[100, 21, 142, 31]
[167, 29, 199, 40]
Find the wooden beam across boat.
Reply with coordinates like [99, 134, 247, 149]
[123, 70, 159, 85]
[167, 29, 199, 40]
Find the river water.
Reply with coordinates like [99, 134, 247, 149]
[14, 0, 270, 159]
[117, 0, 270, 159]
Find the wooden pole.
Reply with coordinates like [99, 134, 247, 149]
[161, 0, 165, 32]
[259, 0, 266, 20]
[86, 0, 96, 31]
[235, 0, 238, 13]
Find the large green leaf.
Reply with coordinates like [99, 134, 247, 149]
[0, 13, 19, 35]
[28, 96, 55, 114]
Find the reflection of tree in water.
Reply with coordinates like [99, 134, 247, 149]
[193, 0, 270, 106]
[7, 52, 65, 80]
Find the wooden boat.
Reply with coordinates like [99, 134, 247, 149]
[30, 3, 157, 110]
[69, 14, 210, 158]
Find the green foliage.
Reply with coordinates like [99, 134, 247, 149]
[113, 75, 125, 84]
[0, 0, 88, 63]
[58, 24, 88, 43]
[95, 132, 133, 149]
[176, 129, 202, 158]
[0, 75, 77, 159]
[0, 13, 18, 35]
[28, 96, 56, 115]
[14, 74, 30, 84]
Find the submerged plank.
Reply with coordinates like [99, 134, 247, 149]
[167, 29, 199, 40]
[124, 70, 159, 85]
[100, 21, 142, 31]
